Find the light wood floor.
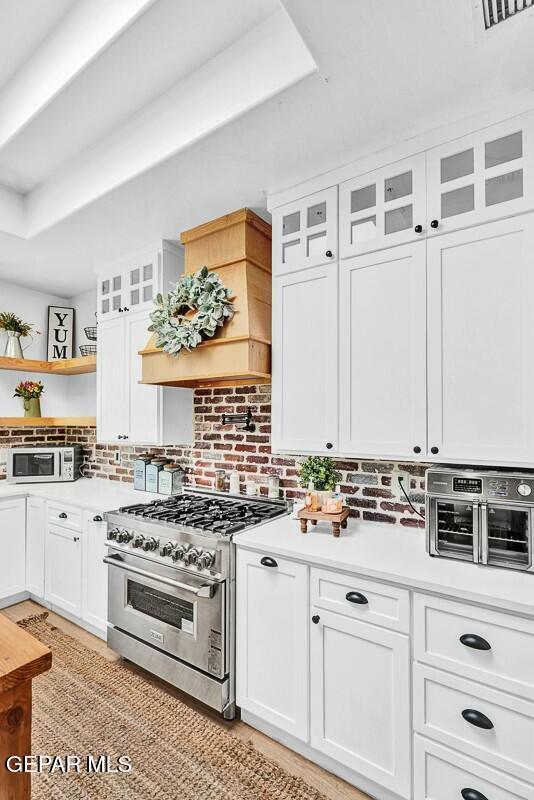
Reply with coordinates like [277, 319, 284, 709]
[2, 600, 370, 800]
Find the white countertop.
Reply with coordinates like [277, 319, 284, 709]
[0, 477, 163, 513]
[235, 515, 534, 618]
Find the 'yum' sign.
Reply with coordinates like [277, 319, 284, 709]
[47, 306, 74, 360]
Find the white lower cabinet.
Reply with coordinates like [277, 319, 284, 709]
[0, 496, 26, 601]
[45, 523, 82, 618]
[310, 608, 411, 798]
[236, 549, 309, 740]
[26, 496, 46, 598]
[82, 510, 108, 634]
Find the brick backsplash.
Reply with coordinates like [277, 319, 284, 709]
[0, 385, 428, 528]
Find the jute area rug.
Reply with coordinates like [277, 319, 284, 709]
[18, 613, 326, 800]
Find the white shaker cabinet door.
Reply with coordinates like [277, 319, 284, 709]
[125, 310, 160, 445]
[26, 495, 46, 598]
[339, 241, 427, 459]
[45, 524, 82, 618]
[82, 510, 108, 636]
[339, 154, 426, 258]
[272, 187, 338, 276]
[272, 265, 338, 453]
[310, 608, 411, 798]
[97, 315, 127, 443]
[427, 213, 534, 465]
[236, 549, 309, 741]
[0, 497, 26, 601]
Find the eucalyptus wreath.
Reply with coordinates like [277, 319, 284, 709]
[148, 266, 234, 355]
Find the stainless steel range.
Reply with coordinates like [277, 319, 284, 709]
[104, 488, 287, 719]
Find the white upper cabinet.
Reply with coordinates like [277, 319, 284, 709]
[97, 315, 127, 442]
[272, 264, 338, 453]
[272, 187, 338, 275]
[339, 154, 426, 258]
[339, 242, 427, 459]
[427, 213, 534, 465]
[426, 113, 534, 235]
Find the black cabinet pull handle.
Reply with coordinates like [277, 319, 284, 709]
[414, 224, 423, 233]
[462, 709, 494, 730]
[93, 515, 103, 522]
[413, 445, 421, 454]
[430, 446, 439, 454]
[326, 442, 333, 449]
[462, 790, 488, 800]
[312, 615, 320, 624]
[260, 556, 278, 568]
[346, 591, 368, 605]
[430, 219, 439, 228]
[325, 250, 333, 258]
[460, 633, 491, 651]
[59, 512, 67, 519]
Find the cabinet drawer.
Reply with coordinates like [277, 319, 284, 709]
[414, 735, 533, 800]
[47, 502, 82, 531]
[414, 664, 534, 784]
[414, 594, 534, 700]
[311, 567, 410, 632]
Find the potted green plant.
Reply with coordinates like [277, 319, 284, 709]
[298, 456, 342, 507]
[14, 381, 44, 418]
[0, 312, 39, 359]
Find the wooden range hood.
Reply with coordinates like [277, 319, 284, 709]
[140, 208, 271, 388]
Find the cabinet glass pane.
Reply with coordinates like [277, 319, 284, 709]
[441, 184, 474, 218]
[130, 289, 140, 305]
[113, 275, 121, 291]
[385, 204, 412, 235]
[440, 148, 474, 183]
[307, 201, 327, 227]
[384, 171, 412, 202]
[307, 231, 326, 256]
[485, 131, 522, 169]
[487, 506, 529, 567]
[282, 239, 300, 263]
[485, 169, 523, 206]
[282, 211, 300, 235]
[101, 280, 110, 295]
[112, 295, 121, 311]
[351, 184, 376, 213]
[351, 216, 377, 243]
[143, 285, 153, 302]
[101, 298, 110, 314]
[143, 264, 153, 281]
[436, 500, 475, 559]
[130, 268, 140, 285]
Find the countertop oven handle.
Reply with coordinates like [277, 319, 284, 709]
[103, 555, 217, 598]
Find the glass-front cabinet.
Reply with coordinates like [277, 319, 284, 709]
[339, 154, 426, 257]
[98, 248, 160, 320]
[272, 187, 338, 275]
[426, 113, 534, 234]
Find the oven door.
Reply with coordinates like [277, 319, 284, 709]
[481, 502, 533, 571]
[105, 549, 226, 678]
[427, 496, 479, 562]
[8, 448, 61, 482]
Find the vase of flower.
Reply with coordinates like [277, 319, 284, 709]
[14, 381, 44, 418]
[0, 312, 39, 359]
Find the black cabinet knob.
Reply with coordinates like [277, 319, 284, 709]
[59, 512, 67, 519]
[123, 306, 129, 312]
[346, 591, 368, 605]
[413, 446, 421, 454]
[460, 633, 491, 651]
[326, 442, 333, 450]
[414, 224, 423, 233]
[118, 307, 123, 312]
[462, 790, 488, 800]
[260, 556, 278, 568]
[73, 536, 80, 542]
[325, 250, 333, 258]
[312, 615, 320, 624]
[461, 709, 494, 730]
[93, 515, 103, 523]
[430, 446, 439, 454]
[430, 219, 439, 229]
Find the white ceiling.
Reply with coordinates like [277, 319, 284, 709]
[1, 0, 534, 296]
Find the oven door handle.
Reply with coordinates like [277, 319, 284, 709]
[479, 502, 488, 565]
[103, 555, 217, 598]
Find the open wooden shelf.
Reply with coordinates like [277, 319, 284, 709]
[0, 355, 96, 375]
[0, 417, 96, 427]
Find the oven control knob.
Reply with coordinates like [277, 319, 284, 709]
[132, 534, 145, 548]
[142, 537, 158, 552]
[198, 551, 214, 570]
[108, 527, 120, 541]
[171, 544, 187, 561]
[182, 547, 201, 565]
[159, 540, 177, 557]
[117, 529, 133, 543]
[518, 483, 532, 497]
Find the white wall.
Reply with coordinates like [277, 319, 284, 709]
[0, 279, 97, 418]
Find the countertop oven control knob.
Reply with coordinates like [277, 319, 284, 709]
[117, 529, 133, 543]
[518, 483, 532, 497]
[108, 527, 120, 541]
[132, 534, 145, 548]
[198, 551, 214, 570]
[171, 544, 187, 561]
[142, 537, 158, 552]
[159, 540, 177, 557]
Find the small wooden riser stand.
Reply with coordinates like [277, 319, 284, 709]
[298, 506, 350, 537]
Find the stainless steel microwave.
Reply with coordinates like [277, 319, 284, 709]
[7, 445, 83, 483]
